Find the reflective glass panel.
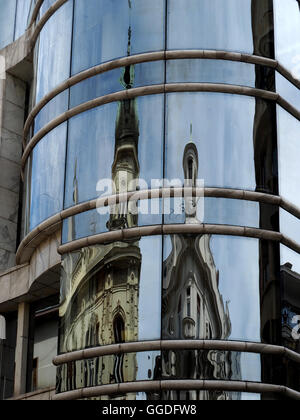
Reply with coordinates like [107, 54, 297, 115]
[30, 123, 67, 230]
[162, 235, 261, 342]
[69, 61, 164, 109]
[72, 0, 165, 75]
[165, 92, 278, 193]
[280, 208, 300, 246]
[0, 0, 17, 49]
[167, 0, 274, 58]
[35, 0, 73, 103]
[161, 351, 261, 382]
[62, 202, 163, 244]
[274, 0, 300, 78]
[276, 73, 300, 112]
[280, 245, 300, 354]
[59, 236, 162, 352]
[277, 106, 300, 207]
[64, 94, 164, 208]
[57, 351, 160, 393]
[167, 59, 256, 87]
[33, 90, 69, 134]
[14, 0, 31, 40]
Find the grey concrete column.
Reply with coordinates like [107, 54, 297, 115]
[0, 72, 26, 273]
[14, 302, 29, 397]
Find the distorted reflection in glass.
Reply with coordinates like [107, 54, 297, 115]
[277, 106, 300, 207]
[14, 0, 32, 40]
[30, 123, 67, 230]
[0, 0, 17, 49]
[162, 233, 260, 342]
[56, 351, 159, 395]
[280, 245, 300, 354]
[167, 59, 256, 87]
[70, 61, 164, 109]
[280, 209, 300, 247]
[33, 90, 69, 135]
[274, 0, 300, 78]
[72, 0, 165, 74]
[35, 0, 73, 103]
[166, 196, 261, 228]
[168, 0, 274, 58]
[59, 235, 162, 353]
[166, 92, 257, 191]
[65, 93, 164, 208]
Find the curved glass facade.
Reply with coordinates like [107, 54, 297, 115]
[10, 0, 300, 401]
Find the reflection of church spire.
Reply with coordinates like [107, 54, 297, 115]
[107, 19, 140, 231]
[68, 159, 78, 242]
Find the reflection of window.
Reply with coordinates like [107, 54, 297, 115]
[113, 315, 125, 344]
[186, 287, 191, 317]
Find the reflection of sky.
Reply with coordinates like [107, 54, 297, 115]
[277, 106, 300, 208]
[210, 236, 260, 342]
[280, 209, 300, 248]
[274, 0, 300, 78]
[30, 123, 67, 230]
[14, 0, 32, 40]
[276, 73, 300, 111]
[70, 61, 165, 108]
[36, 1, 73, 102]
[240, 353, 261, 383]
[167, 59, 255, 87]
[166, 92, 256, 191]
[168, 0, 253, 53]
[136, 351, 160, 394]
[72, 0, 165, 74]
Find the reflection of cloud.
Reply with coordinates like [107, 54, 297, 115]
[274, 0, 300, 78]
[138, 237, 162, 341]
[166, 93, 256, 191]
[210, 235, 261, 342]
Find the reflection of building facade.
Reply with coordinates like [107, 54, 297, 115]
[58, 64, 141, 398]
[161, 141, 240, 401]
[0, 0, 299, 402]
